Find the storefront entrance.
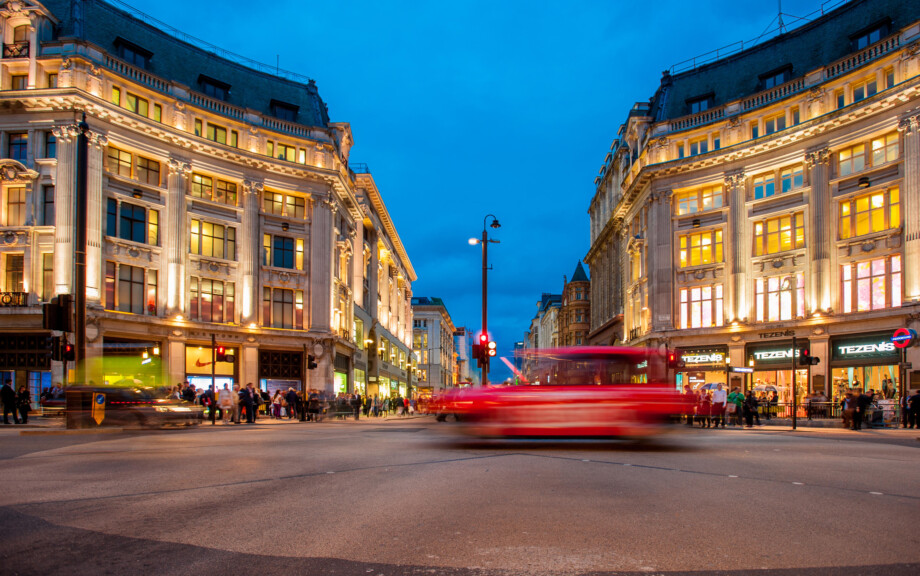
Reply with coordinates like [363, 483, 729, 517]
[746, 340, 809, 405]
[676, 346, 728, 392]
[103, 338, 163, 389]
[829, 332, 901, 401]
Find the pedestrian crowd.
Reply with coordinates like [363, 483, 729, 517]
[1, 378, 32, 425]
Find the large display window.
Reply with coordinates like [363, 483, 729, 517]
[746, 340, 809, 404]
[829, 332, 901, 401]
[675, 346, 728, 392]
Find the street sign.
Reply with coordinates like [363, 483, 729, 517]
[730, 367, 754, 373]
[892, 328, 917, 349]
[91, 393, 105, 425]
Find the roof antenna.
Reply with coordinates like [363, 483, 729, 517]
[777, 0, 786, 34]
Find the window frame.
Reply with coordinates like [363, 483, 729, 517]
[679, 284, 724, 329]
[841, 254, 901, 313]
[678, 229, 723, 268]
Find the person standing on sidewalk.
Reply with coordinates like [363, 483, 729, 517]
[16, 385, 31, 424]
[352, 392, 362, 420]
[711, 384, 727, 428]
[285, 388, 299, 420]
[727, 386, 744, 427]
[907, 390, 920, 429]
[218, 384, 233, 424]
[202, 385, 217, 425]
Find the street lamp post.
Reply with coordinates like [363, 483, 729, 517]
[470, 215, 500, 386]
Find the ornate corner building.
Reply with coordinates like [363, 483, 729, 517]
[410, 297, 457, 394]
[559, 261, 590, 346]
[586, 0, 920, 403]
[0, 0, 415, 397]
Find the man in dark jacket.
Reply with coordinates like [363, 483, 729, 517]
[908, 390, 920, 429]
[854, 391, 873, 430]
[285, 388, 298, 420]
[2, 379, 19, 424]
[352, 392, 362, 420]
[201, 385, 217, 425]
[239, 383, 255, 424]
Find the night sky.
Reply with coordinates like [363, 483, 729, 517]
[116, 0, 828, 380]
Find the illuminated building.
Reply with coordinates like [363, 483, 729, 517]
[559, 261, 590, 346]
[0, 0, 414, 396]
[411, 297, 457, 394]
[586, 0, 920, 403]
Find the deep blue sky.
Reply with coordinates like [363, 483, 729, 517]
[122, 0, 827, 379]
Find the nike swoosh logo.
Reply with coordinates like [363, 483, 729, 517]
[195, 359, 213, 367]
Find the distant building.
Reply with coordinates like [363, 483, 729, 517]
[586, 0, 920, 402]
[454, 326, 476, 386]
[522, 293, 561, 376]
[411, 297, 456, 394]
[560, 262, 591, 346]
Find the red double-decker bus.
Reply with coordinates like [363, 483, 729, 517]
[439, 347, 683, 438]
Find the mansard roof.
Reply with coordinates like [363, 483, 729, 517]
[42, 0, 330, 127]
[648, 0, 920, 122]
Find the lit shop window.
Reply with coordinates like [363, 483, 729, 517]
[839, 187, 899, 240]
[190, 219, 236, 260]
[841, 255, 901, 313]
[755, 273, 804, 322]
[189, 277, 235, 323]
[675, 186, 722, 215]
[262, 287, 303, 329]
[679, 230, 723, 267]
[679, 285, 723, 329]
[753, 213, 804, 256]
[105, 262, 157, 315]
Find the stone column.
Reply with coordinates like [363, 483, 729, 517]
[167, 338, 186, 388]
[166, 159, 191, 316]
[85, 132, 107, 304]
[27, 16, 37, 88]
[648, 189, 673, 332]
[805, 146, 831, 312]
[51, 125, 75, 296]
[725, 171, 747, 321]
[309, 194, 334, 332]
[239, 180, 262, 324]
[351, 217, 364, 309]
[898, 114, 920, 302]
[241, 342, 258, 388]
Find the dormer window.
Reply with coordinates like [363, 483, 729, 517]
[198, 74, 230, 101]
[851, 20, 889, 50]
[759, 65, 791, 90]
[687, 94, 713, 115]
[114, 37, 152, 69]
[270, 99, 299, 123]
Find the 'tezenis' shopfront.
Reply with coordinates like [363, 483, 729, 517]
[676, 346, 728, 391]
[829, 332, 901, 401]
[745, 340, 808, 404]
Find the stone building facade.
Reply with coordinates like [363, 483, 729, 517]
[0, 0, 414, 400]
[586, 0, 920, 403]
[559, 261, 590, 346]
[411, 296, 457, 394]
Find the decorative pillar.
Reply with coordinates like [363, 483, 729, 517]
[725, 171, 747, 321]
[51, 125, 75, 296]
[27, 15, 37, 88]
[239, 180, 262, 325]
[899, 114, 920, 302]
[85, 132, 107, 303]
[166, 159, 191, 316]
[648, 189, 673, 332]
[805, 146, 831, 312]
[310, 193, 334, 332]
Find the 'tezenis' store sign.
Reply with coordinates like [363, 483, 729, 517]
[830, 333, 902, 362]
[837, 342, 895, 355]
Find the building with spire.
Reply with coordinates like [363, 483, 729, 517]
[560, 261, 590, 346]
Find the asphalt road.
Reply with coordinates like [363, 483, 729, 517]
[1, 418, 918, 576]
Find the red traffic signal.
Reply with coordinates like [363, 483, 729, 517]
[798, 348, 820, 366]
[667, 352, 685, 369]
[479, 333, 488, 345]
[63, 342, 75, 362]
[215, 346, 227, 362]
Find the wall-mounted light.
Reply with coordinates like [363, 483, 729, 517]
[153, 346, 160, 356]
[281, 222, 290, 231]
[142, 350, 149, 359]
[132, 189, 143, 199]
[858, 176, 870, 188]
[748, 356, 754, 367]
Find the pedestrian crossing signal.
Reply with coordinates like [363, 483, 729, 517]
[487, 341, 497, 357]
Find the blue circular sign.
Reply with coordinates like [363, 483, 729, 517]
[95, 394, 105, 404]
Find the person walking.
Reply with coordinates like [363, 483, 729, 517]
[697, 391, 712, 428]
[907, 390, 920, 429]
[285, 387, 299, 420]
[711, 384, 727, 428]
[202, 385, 217, 425]
[742, 391, 757, 428]
[16, 385, 31, 424]
[218, 383, 233, 424]
[854, 390, 872, 430]
[271, 390, 283, 418]
[352, 392, 362, 420]
[1, 379, 19, 424]
[727, 386, 744, 427]
[240, 383, 256, 424]
[231, 383, 241, 424]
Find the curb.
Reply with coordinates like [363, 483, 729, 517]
[20, 428, 125, 436]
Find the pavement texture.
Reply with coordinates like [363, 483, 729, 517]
[0, 417, 918, 576]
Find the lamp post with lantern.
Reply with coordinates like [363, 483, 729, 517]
[469, 215, 501, 386]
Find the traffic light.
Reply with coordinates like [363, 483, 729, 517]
[471, 344, 482, 365]
[487, 341, 497, 357]
[62, 342, 75, 362]
[668, 351, 686, 369]
[307, 355, 318, 369]
[798, 348, 820, 366]
[215, 346, 227, 362]
[51, 336, 63, 361]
